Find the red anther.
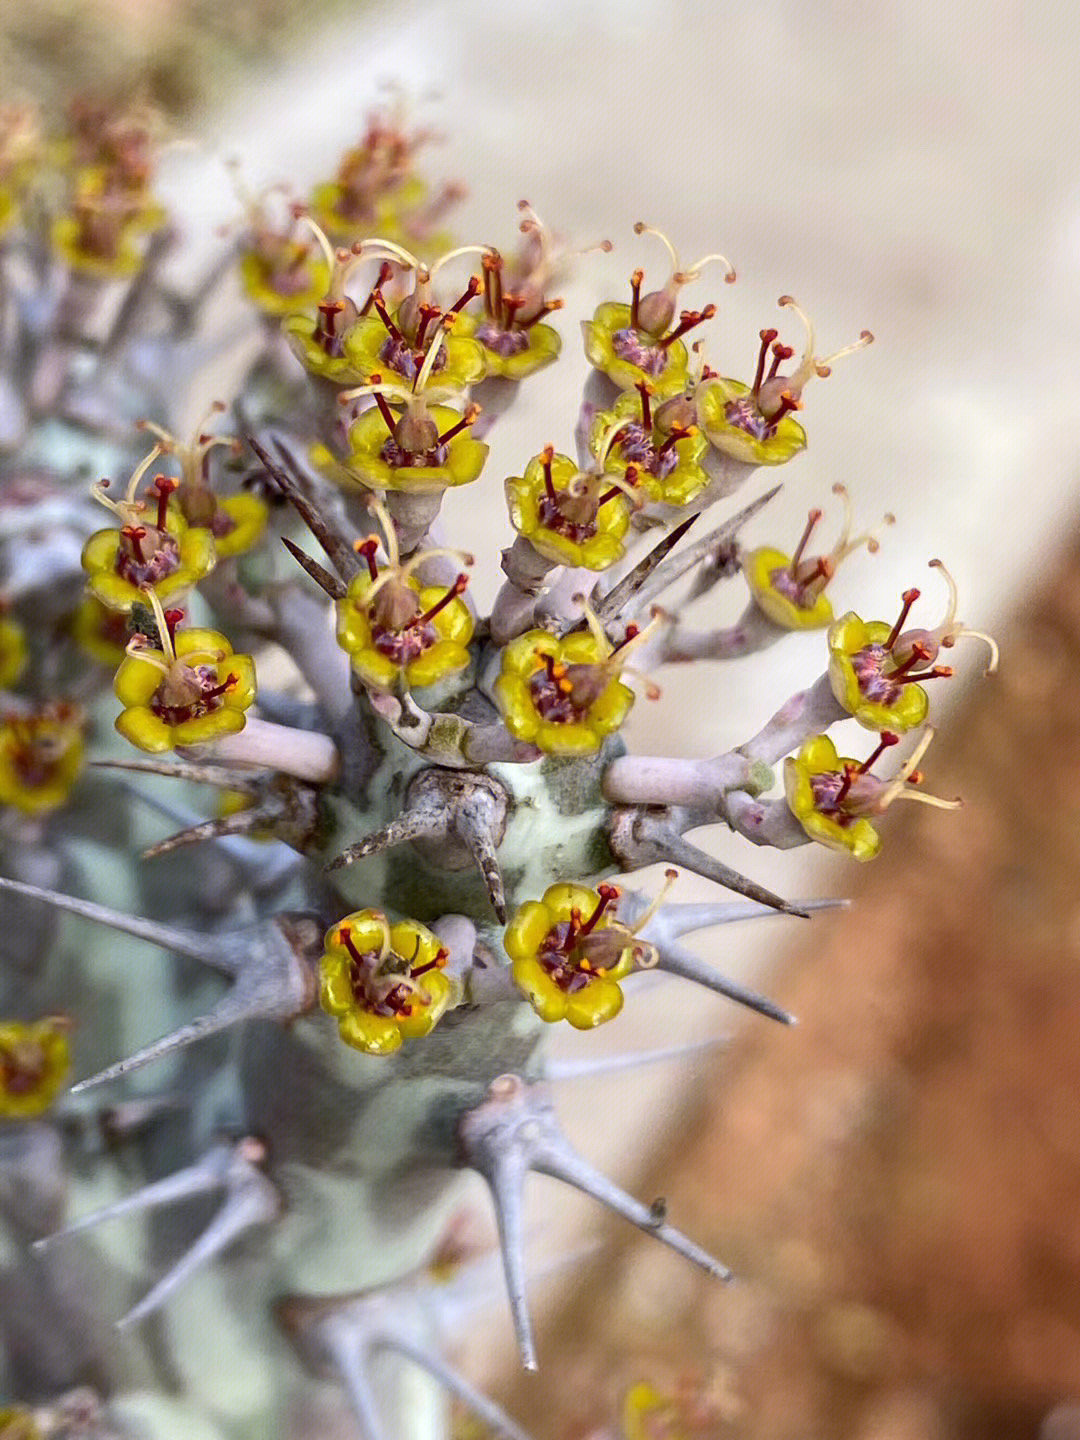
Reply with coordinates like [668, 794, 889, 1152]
[629, 268, 644, 330]
[339, 926, 365, 967]
[916, 665, 954, 682]
[200, 673, 239, 703]
[578, 882, 620, 937]
[834, 761, 857, 807]
[635, 378, 653, 430]
[413, 574, 468, 630]
[539, 446, 557, 503]
[886, 588, 922, 649]
[858, 731, 901, 774]
[908, 768, 925, 785]
[437, 403, 480, 446]
[789, 508, 823, 574]
[766, 391, 802, 426]
[448, 274, 481, 316]
[121, 525, 148, 562]
[353, 536, 381, 582]
[766, 341, 795, 383]
[414, 302, 441, 350]
[358, 261, 393, 317]
[148, 474, 179, 530]
[163, 608, 184, 644]
[659, 307, 716, 350]
[370, 290, 403, 344]
[521, 297, 563, 328]
[889, 641, 933, 680]
[752, 329, 779, 395]
[657, 425, 691, 456]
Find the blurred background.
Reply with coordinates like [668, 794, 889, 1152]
[4, 2, 1080, 1436]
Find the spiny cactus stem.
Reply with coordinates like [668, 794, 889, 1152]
[546, 1035, 730, 1082]
[499, 535, 555, 595]
[325, 802, 445, 872]
[658, 600, 786, 663]
[587, 511, 699, 631]
[89, 756, 265, 792]
[367, 689, 539, 767]
[607, 806, 805, 916]
[281, 536, 348, 599]
[191, 714, 340, 784]
[736, 671, 846, 765]
[641, 895, 848, 941]
[603, 751, 765, 809]
[247, 434, 361, 581]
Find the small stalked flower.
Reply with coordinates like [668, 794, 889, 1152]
[0, 1017, 70, 1120]
[505, 432, 641, 571]
[785, 728, 961, 860]
[113, 589, 256, 754]
[81, 446, 218, 612]
[139, 406, 267, 559]
[582, 223, 734, 397]
[281, 217, 379, 383]
[0, 610, 27, 689]
[745, 484, 894, 631]
[232, 174, 331, 317]
[318, 909, 458, 1056]
[0, 703, 85, 815]
[336, 497, 475, 692]
[828, 558, 997, 733]
[494, 608, 659, 756]
[697, 295, 873, 465]
[453, 232, 565, 380]
[503, 873, 671, 1029]
[339, 332, 489, 493]
[342, 237, 487, 389]
[310, 100, 463, 249]
[587, 379, 711, 508]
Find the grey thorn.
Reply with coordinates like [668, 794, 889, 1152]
[89, 755, 263, 792]
[590, 511, 700, 628]
[640, 895, 848, 942]
[607, 807, 807, 918]
[142, 808, 285, 861]
[459, 1076, 731, 1369]
[0, 874, 217, 963]
[650, 939, 795, 1026]
[546, 1035, 730, 1082]
[70, 914, 320, 1092]
[320, 1321, 391, 1440]
[453, 788, 508, 923]
[378, 1333, 535, 1440]
[281, 535, 348, 600]
[247, 434, 361, 582]
[325, 801, 445, 872]
[117, 1142, 280, 1329]
[117, 779, 301, 882]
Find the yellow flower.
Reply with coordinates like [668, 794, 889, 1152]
[827, 610, 934, 734]
[0, 704, 84, 815]
[494, 626, 640, 757]
[0, 613, 27, 689]
[505, 447, 633, 571]
[71, 595, 130, 668]
[697, 295, 872, 466]
[587, 386, 709, 508]
[345, 309, 486, 392]
[344, 398, 488, 494]
[113, 595, 256, 754]
[448, 246, 563, 380]
[337, 563, 474, 693]
[82, 450, 217, 613]
[783, 734, 884, 861]
[504, 881, 642, 1029]
[319, 909, 458, 1056]
[784, 728, 960, 860]
[0, 1018, 70, 1120]
[582, 301, 692, 398]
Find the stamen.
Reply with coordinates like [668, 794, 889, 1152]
[629, 268, 644, 330]
[149, 475, 178, 531]
[413, 325, 448, 394]
[142, 586, 179, 664]
[121, 525, 147, 563]
[355, 236, 423, 270]
[429, 244, 493, 277]
[447, 274, 481, 314]
[766, 343, 794, 382]
[658, 305, 716, 350]
[371, 289, 404, 345]
[540, 445, 557, 504]
[789, 509, 823, 575]
[358, 261, 393, 316]
[354, 537, 381, 583]
[766, 392, 802, 426]
[437, 403, 481, 446]
[815, 330, 874, 377]
[752, 329, 778, 395]
[578, 883, 620, 936]
[886, 589, 921, 650]
[414, 574, 469, 628]
[857, 731, 901, 774]
[635, 379, 653, 430]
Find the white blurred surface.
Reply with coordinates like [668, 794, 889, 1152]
[161, 0, 1080, 1375]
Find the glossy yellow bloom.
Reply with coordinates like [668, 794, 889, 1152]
[827, 612, 931, 734]
[319, 909, 457, 1056]
[505, 449, 632, 571]
[310, 174, 426, 246]
[783, 734, 883, 861]
[345, 312, 486, 391]
[696, 376, 807, 466]
[504, 881, 637, 1029]
[0, 706, 84, 814]
[344, 401, 488, 494]
[587, 390, 709, 508]
[0, 1018, 70, 1119]
[113, 621, 257, 754]
[582, 301, 690, 398]
[282, 311, 370, 386]
[51, 210, 142, 279]
[82, 509, 217, 614]
[0, 614, 26, 689]
[745, 546, 835, 630]
[454, 308, 561, 381]
[336, 557, 474, 693]
[494, 628, 635, 757]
